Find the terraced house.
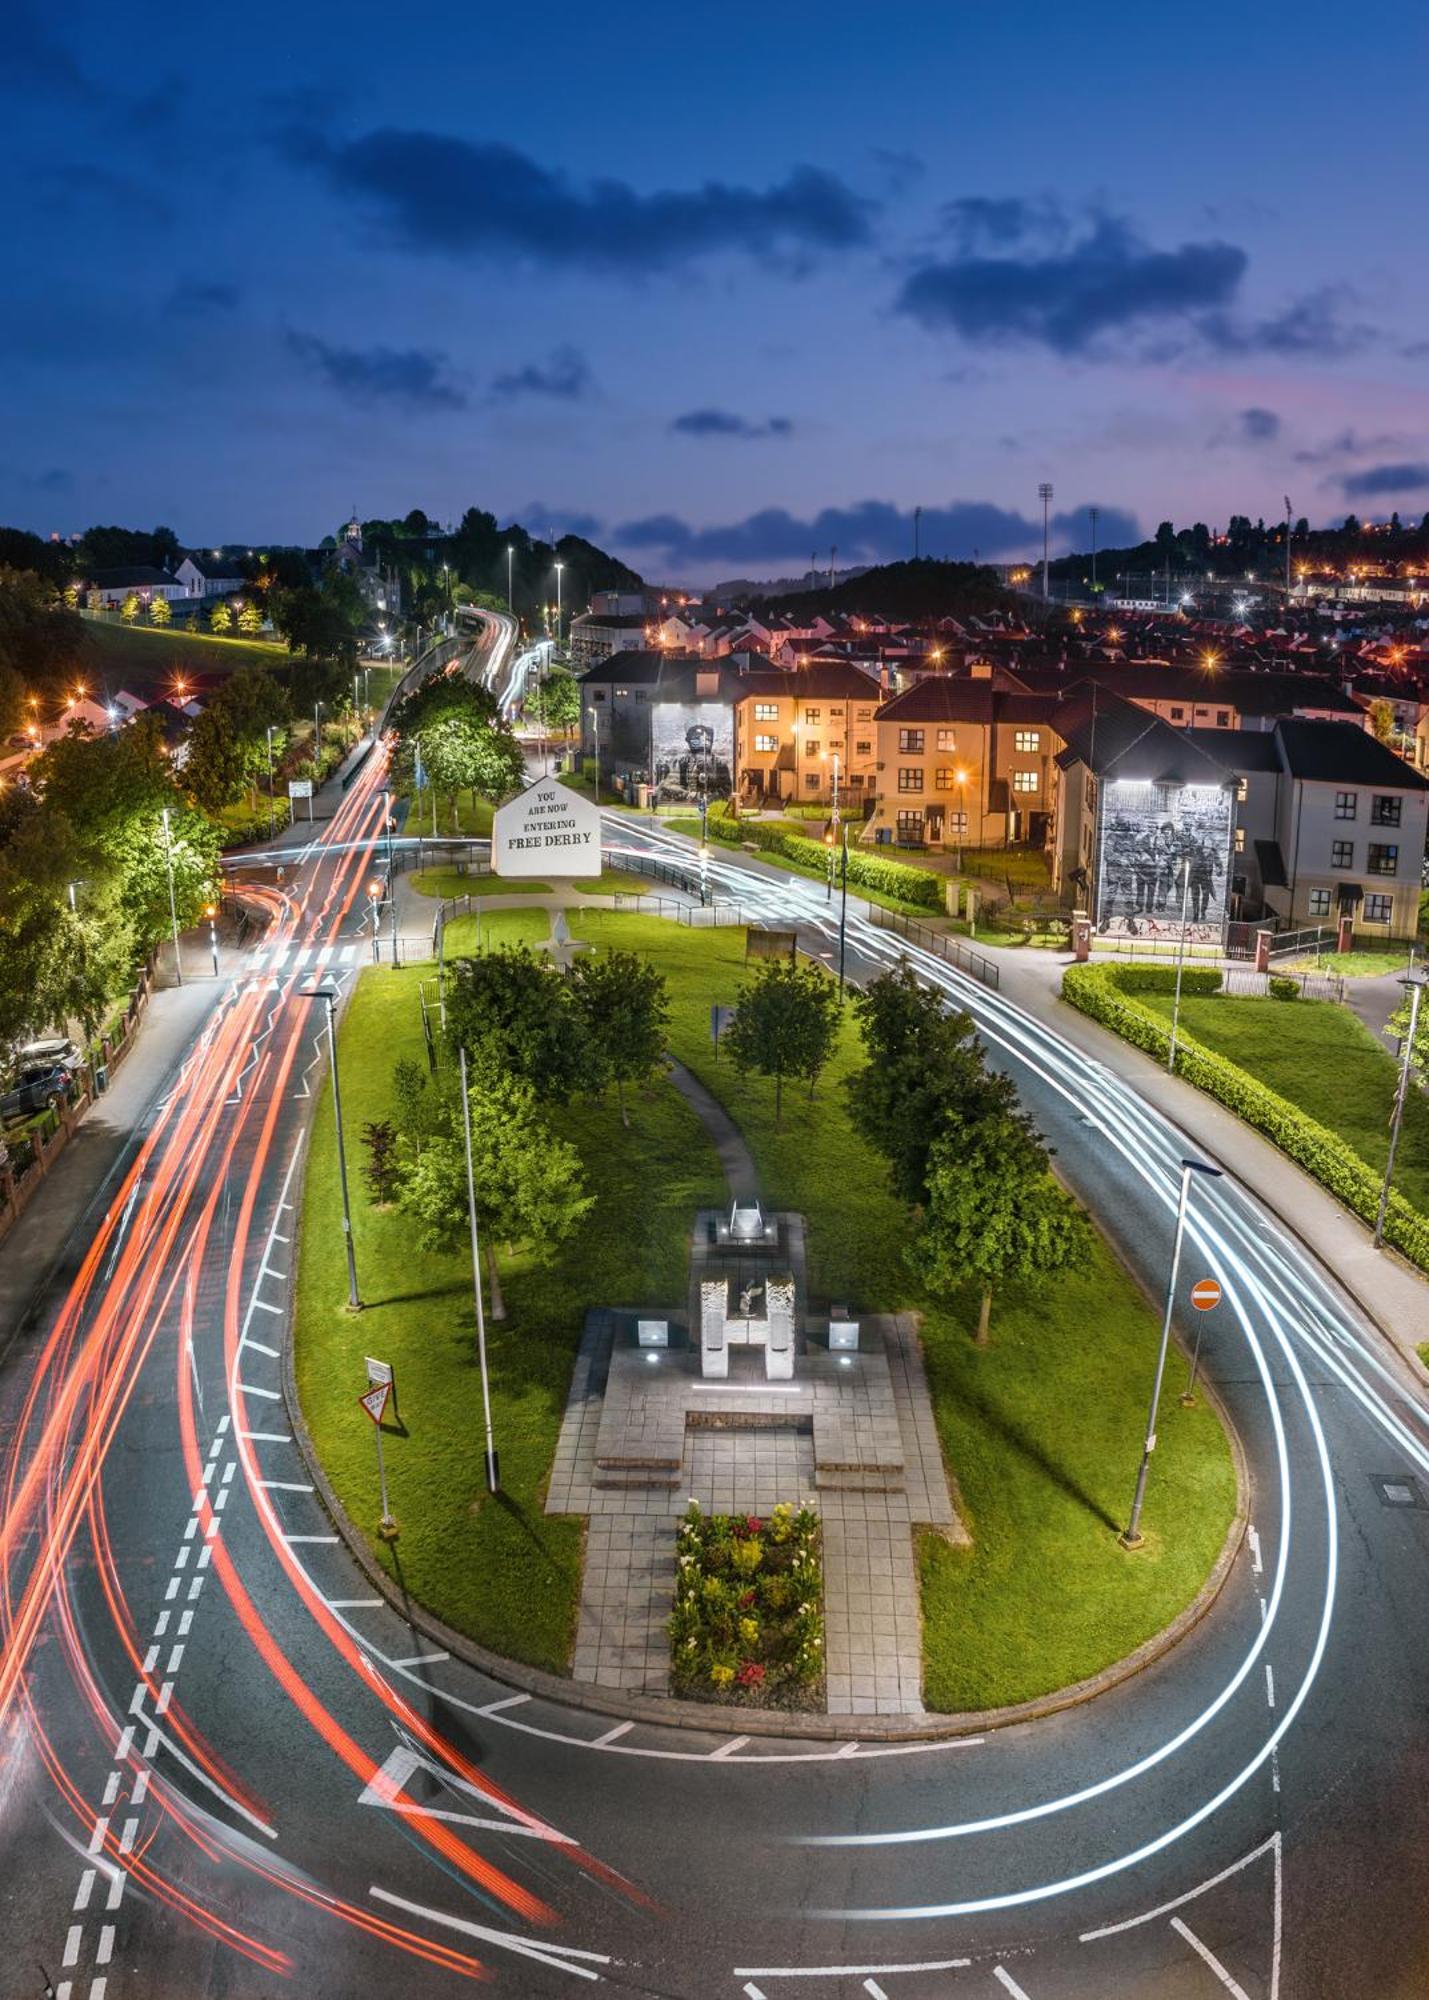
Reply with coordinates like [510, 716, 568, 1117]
[864, 678, 1061, 849]
[730, 662, 881, 809]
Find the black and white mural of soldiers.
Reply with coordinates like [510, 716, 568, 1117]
[1095, 783, 1231, 938]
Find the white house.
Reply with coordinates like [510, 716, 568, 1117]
[82, 565, 186, 608]
[175, 552, 246, 598]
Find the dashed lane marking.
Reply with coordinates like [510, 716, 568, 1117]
[1170, 1918, 1254, 1999]
[993, 1968, 1034, 2000]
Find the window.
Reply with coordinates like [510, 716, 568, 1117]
[1308, 888, 1332, 918]
[804, 740, 820, 757]
[1215, 709, 1230, 727]
[1169, 706, 1185, 721]
[1371, 794, 1403, 826]
[1368, 843, 1399, 876]
[1331, 840, 1354, 868]
[1363, 894, 1393, 925]
[754, 733, 776, 753]
[590, 688, 606, 702]
[753, 702, 778, 721]
[855, 708, 872, 722]
[1236, 778, 1248, 802]
[1012, 770, 1038, 793]
[635, 690, 647, 702]
[936, 728, 957, 751]
[805, 773, 820, 791]
[896, 809, 924, 840]
[803, 707, 822, 723]
[898, 728, 924, 753]
[935, 767, 957, 790]
[1334, 791, 1357, 819]
[947, 811, 968, 836]
[855, 739, 872, 755]
[1234, 827, 1246, 853]
[898, 767, 924, 793]
[1014, 729, 1040, 753]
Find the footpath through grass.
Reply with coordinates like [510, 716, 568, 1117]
[292, 958, 725, 1672]
[1138, 991, 1429, 1217]
[411, 866, 651, 901]
[568, 911, 1238, 1709]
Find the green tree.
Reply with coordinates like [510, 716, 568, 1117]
[847, 965, 1014, 1205]
[121, 593, 141, 624]
[569, 948, 670, 1126]
[209, 602, 233, 634]
[390, 672, 524, 828]
[237, 600, 264, 635]
[395, 1070, 592, 1316]
[910, 1108, 1092, 1344]
[445, 945, 588, 1103]
[148, 594, 172, 626]
[273, 583, 361, 671]
[361, 1120, 401, 1204]
[0, 808, 133, 1048]
[533, 668, 580, 733]
[184, 668, 290, 812]
[723, 957, 840, 1125]
[1369, 698, 1395, 744]
[1387, 988, 1429, 1086]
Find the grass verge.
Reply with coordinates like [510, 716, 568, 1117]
[567, 911, 1238, 1709]
[292, 960, 726, 1671]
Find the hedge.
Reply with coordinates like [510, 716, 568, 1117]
[1107, 966, 1224, 998]
[700, 810, 943, 911]
[1062, 962, 1429, 1273]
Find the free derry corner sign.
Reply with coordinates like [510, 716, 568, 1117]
[491, 777, 602, 877]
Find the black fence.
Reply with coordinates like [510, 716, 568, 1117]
[866, 906, 1001, 991]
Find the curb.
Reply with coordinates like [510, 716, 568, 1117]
[281, 1195, 1251, 1747]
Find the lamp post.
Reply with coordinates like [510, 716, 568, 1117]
[553, 561, 564, 651]
[1375, 969, 1428, 1247]
[837, 823, 850, 995]
[160, 806, 183, 986]
[300, 984, 361, 1310]
[266, 724, 276, 840]
[1166, 857, 1195, 1072]
[368, 881, 382, 965]
[506, 544, 514, 614]
[458, 1044, 500, 1493]
[205, 904, 219, 978]
[1122, 1157, 1222, 1547]
[590, 705, 600, 805]
[1039, 482, 1054, 600]
[382, 789, 398, 965]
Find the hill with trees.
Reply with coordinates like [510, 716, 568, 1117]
[754, 557, 1019, 623]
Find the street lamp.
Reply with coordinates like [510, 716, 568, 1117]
[1375, 968, 1428, 1247]
[506, 544, 514, 613]
[266, 724, 276, 839]
[553, 561, 565, 650]
[382, 789, 399, 964]
[1122, 1157, 1223, 1548]
[159, 806, 183, 986]
[1039, 482, 1054, 600]
[368, 880, 382, 965]
[299, 984, 361, 1310]
[458, 1044, 500, 1493]
[837, 822, 850, 995]
[205, 904, 219, 978]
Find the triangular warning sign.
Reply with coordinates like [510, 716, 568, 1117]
[358, 1382, 390, 1426]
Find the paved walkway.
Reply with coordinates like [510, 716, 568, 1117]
[1342, 969, 1410, 1050]
[666, 1061, 760, 1207]
[985, 947, 1429, 1360]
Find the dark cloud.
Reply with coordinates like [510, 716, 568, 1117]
[1237, 406, 1282, 443]
[897, 214, 1245, 354]
[613, 498, 1137, 567]
[1294, 427, 1406, 466]
[671, 409, 794, 440]
[23, 467, 75, 494]
[1198, 285, 1370, 359]
[517, 503, 605, 544]
[1340, 462, 1429, 499]
[937, 195, 1066, 253]
[490, 346, 592, 401]
[285, 126, 874, 272]
[871, 148, 924, 192]
[285, 331, 466, 411]
[6, 3, 91, 99]
[167, 279, 241, 317]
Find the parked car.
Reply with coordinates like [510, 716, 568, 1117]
[15, 1035, 83, 1072]
[0, 1062, 74, 1127]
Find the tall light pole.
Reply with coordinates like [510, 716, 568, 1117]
[1166, 855, 1195, 1072]
[1375, 969, 1428, 1247]
[368, 880, 382, 965]
[458, 1044, 500, 1493]
[382, 788, 398, 965]
[1122, 1157, 1223, 1548]
[266, 724, 276, 840]
[1284, 495, 1294, 602]
[837, 823, 850, 995]
[300, 984, 361, 1310]
[590, 704, 600, 805]
[205, 903, 219, 978]
[506, 544, 514, 614]
[160, 806, 183, 986]
[1039, 483, 1054, 600]
[1091, 504, 1099, 596]
[553, 562, 564, 651]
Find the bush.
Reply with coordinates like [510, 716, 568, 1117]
[1062, 963, 1429, 1271]
[1110, 966, 1224, 997]
[1268, 976, 1299, 1002]
[668, 1501, 824, 1707]
[696, 810, 943, 910]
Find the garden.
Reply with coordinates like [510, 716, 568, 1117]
[668, 1501, 825, 1707]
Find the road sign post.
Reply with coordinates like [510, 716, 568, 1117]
[358, 1381, 396, 1532]
[1181, 1278, 1223, 1405]
[365, 1355, 398, 1428]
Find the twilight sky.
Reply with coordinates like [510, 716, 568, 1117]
[5, 0, 1429, 584]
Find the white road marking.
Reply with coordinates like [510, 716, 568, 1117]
[993, 1969, 1034, 2000]
[1264, 1663, 1276, 1709]
[87, 1818, 109, 1856]
[388, 1651, 449, 1669]
[63, 1926, 82, 1967]
[1170, 1918, 1253, 1999]
[711, 1736, 750, 1759]
[242, 1338, 280, 1359]
[132, 1771, 149, 1805]
[238, 1380, 281, 1399]
[743, 1987, 768, 2000]
[734, 1959, 973, 1979]
[1248, 1524, 1263, 1574]
[240, 1430, 291, 1443]
[328, 1598, 382, 1610]
[368, 1885, 613, 1980]
[864, 1982, 891, 1999]
[1080, 1831, 1281, 1942]
[259, 1479, 313, 1492]
[284, 1533, 337, 1544]
[592, 1722, 633, 1746]
[73, 1871, 94, 1912]
[477, 1693, 530, 1716]
[250, 1297, 283, 1315]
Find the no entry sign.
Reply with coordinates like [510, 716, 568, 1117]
[1190, 1278, 1222, 1312]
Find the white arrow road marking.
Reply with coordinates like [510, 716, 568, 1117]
[359, 1741, 574, 1843]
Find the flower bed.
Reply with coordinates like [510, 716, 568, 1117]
[667, 1501, 825, 1708]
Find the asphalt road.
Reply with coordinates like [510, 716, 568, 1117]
[3, 623, 1429, 2000]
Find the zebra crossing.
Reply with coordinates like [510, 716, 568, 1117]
[245, 939, 371, 976]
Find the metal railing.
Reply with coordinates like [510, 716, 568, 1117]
[866, 905, 1001, 991]
[1220, 964, 1345, 1002]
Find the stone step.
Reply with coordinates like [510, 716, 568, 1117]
[593, 1467, 683, 1491]
[814, 1466, 905, 1492]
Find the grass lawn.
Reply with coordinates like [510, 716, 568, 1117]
[567, 911, 1238, 1708]
[955, 846, 1053, 892]
[1138, 991, 1429, 1217]
[444, 908, 551, 954]
[292, 962, 726, 1671]
[401, 793, 495, 839]
[412, 868, 553, 899]
[81, 617, 288, 688]
[659, 820, 947, 921]
[1280, 944, 1419, 979]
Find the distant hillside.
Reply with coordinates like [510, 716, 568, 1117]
[81, 617, 288, 693]
[754, 558, 1019, 623]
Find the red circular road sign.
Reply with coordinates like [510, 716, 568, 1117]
[1190, 1278, 1222, 1312]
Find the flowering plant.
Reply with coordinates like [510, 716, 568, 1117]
[667, 1501, 824, 1709]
